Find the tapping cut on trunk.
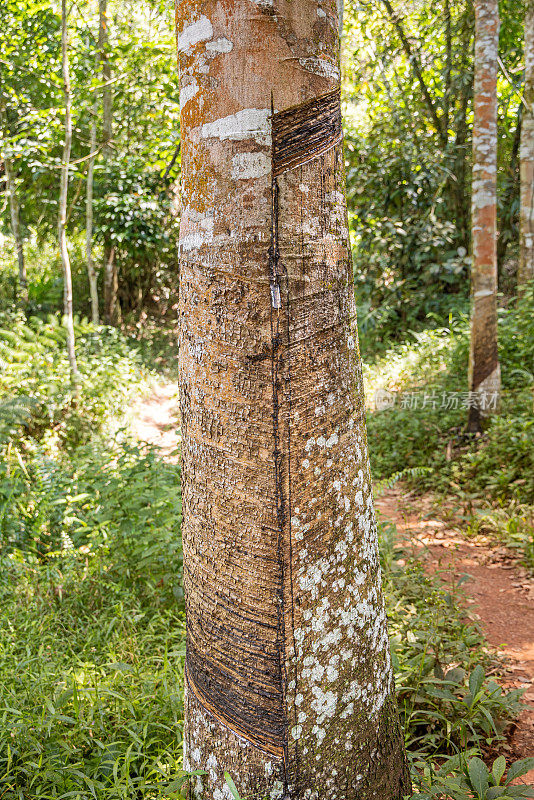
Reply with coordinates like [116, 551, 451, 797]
[176, 0, 409, 797]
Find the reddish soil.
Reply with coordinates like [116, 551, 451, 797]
[377, 487, 534, 778]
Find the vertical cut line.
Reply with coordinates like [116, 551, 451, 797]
[269, 140, 290, 793]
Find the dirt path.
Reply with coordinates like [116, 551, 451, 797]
[129, 382, 180, 459]
[376, 487, 534, 772]
[130, 387, 534, 769]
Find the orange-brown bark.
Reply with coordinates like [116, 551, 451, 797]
[520, 0, 534, 289]
[469, 0, 501, 431]
[176, 1, 409, 797]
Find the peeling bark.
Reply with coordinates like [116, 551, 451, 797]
[176, 1, 409, 798]
[469, 0, 501, 432]
[519, 0, 534, 289]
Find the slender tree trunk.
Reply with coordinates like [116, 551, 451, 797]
[85, 0, 108, 326]
[103, 245, 119, 323]
[380, 0, 447, 147]
[444, 0, 452, 134]
[451, 72, 473, 252]
[449, 6, 475, 252]
[468, 0, 501, 432]
[99, 0, 118, 325]
[86, 114, 100, 324]
[1, 113, 27, 302]
[59, 0, 79, 389]
[519, 0, 534, 289]
[176, 2, 409, 799]
[497, 103, 521, 274]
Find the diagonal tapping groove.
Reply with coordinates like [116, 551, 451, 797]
[272, 87, 342, 177]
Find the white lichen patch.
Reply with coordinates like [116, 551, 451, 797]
[178, 15, 213, 52]
[231, 151, 270, 180]
[298, 57, 340, 81]
[180, 79, 199, 111]
[288, 419, 395, 766]
[179, 208, 215, 253]
[201, 108, 271, 145]
[206, 37, 233, 53]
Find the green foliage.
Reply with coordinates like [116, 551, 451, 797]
[379, 522, 523, 758]
[0, 311, 149, 448]
[1, 0, 180, 321]
[0, 321, 185, 798]
[413, 754, 534, 800]
[364, 289, 534, 515]
[95, 156, 179, 316]
[342, 0, 525, 345]
[1, 437, 183, 600]
[466, 505, 534, 571]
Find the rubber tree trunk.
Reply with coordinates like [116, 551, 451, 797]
[469, 0, 501, 432]
[1, 113, 27, 303]
[176, 2, 409, 799]
[519, 0, 534, 290]
[59, 0, 79, 389]
[85, 0, 108, 326]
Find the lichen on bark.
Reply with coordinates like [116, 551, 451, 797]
[176, 0, 409, 797]
[468, 0, 501, 431]
[520, 0, 534, 289]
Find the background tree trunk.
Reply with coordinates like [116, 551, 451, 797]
[176, 1, 409, 799]
[519, 0, 534, 289]
[85, 0, 108, 326]
[1, 111, 27, 303]
[100, 0, 118, 325]
[468, 0, 501, 432]
[497, 103, 521, 278]
[59, 0, 79, 389]
[103, 245, 119, 324]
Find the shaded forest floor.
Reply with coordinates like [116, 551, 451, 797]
[131, 382, 534, 777]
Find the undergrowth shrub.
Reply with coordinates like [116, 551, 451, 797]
[0, 312, 151, 448]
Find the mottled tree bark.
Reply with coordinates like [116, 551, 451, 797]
[59, 0, 79, 389]
[469, 0, 501, 432]
[176, 2, 409, 799]
[519, 0, 534, 290]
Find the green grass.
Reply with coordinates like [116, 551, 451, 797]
[0, 551, 185, 799]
